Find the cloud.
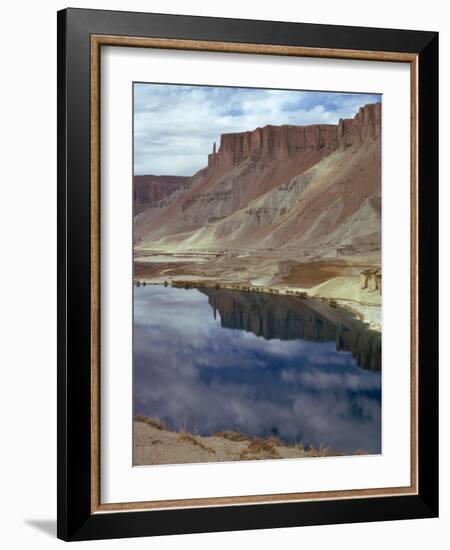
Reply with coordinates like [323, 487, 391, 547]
[134, 84, 381, 176]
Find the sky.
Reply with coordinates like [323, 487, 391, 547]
[133, 83, 381, 177]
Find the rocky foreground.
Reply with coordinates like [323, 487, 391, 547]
[133, 417, 366, 466]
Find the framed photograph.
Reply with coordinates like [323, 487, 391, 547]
[57, 8, 438, 541]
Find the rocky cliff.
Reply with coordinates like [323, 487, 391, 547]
[207, 124, 338, 172]
[133, 175, 189, 214]
[207, 103, 381, 171]
[134, 103, 382, 266]
[338, 103, 381, 148]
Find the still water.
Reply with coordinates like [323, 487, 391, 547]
[133, 285, 381, 454]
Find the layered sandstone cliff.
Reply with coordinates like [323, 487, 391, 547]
[207, 124, 338, 171]
[133, 175, 189, 214]
[206, 103, 381, 171]
[134, 103, 382, 265]
[338, 103, 381, 148]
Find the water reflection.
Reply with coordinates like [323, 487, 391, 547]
[202, 288, 381, 371]
[133, 285, 381, 454]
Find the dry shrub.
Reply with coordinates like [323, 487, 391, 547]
[240, 437, 280, 460]
[213, 430, 248, 442]
[266, 435, 282, 447]
[307, 443, 345, 457]
[178, 432, 215, 454]
[134, 415, 165, 431]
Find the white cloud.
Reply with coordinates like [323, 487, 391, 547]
[134, 84, 380, 176]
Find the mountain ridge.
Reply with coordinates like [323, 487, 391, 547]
[134, 102, 381, 265]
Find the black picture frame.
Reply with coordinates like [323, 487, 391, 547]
[57, 7, 438, 541]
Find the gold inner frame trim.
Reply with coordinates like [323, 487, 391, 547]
[90, 34, 419, 514]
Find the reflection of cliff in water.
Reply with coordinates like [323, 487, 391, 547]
[201, 289, 381, 371]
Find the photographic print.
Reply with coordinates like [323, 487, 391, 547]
[58, 11, 439, 539]
[132, 83, 382, 466]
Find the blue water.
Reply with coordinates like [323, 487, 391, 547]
[133, 285, 381, 454]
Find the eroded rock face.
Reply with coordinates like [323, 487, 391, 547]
[208, 124, 339, 172]
[133, 175, 189, 214]
[360, 268, 382, 293]
[206, 103, 381, 173]
[135, 103, 382, 261]
[338, 103, 382, 148]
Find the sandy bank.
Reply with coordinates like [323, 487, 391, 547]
[306, 275, 381, 331]
[134, 252, 382, 331]
[133, 417, 365, 466]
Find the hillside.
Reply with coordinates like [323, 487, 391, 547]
[133, 175, 189, 214]
[135, 103, 380, 257]
[133, 103, 382, 305]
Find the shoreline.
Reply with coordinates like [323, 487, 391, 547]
[133, 416, 366, 466]
[134, 276, 382, 332]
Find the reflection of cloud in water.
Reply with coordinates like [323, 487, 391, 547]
[133, 286, 381, 453]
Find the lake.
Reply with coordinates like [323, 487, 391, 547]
[133, 285, 381, 454]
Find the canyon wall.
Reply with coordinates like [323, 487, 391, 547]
[133, 175, 189, 214]
[134, 103, 382, 264]
[207, 124, 338, 171]
[206, 103, 381, 172]
[337, 103, 381, 148]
